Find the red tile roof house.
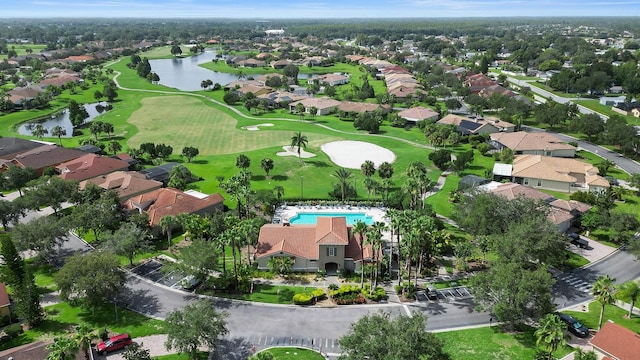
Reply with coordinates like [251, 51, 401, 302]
[398, 106, 439, 124]
[79, 171, 163, 202]
[1, 145, 86, 176]
[123, 188, 224, 235]
[590, 321, 640, 360]
[489, 132, 577, 158]
[255, 217, 375, 275]
[56, 153, 130, 182]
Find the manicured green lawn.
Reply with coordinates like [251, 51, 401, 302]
[261, 347, 325, 359]
[0, 302, 165, 351]
[436, 325, 572, 360]
[0, 43, 47, 60]
[210, 284, 321, 304]
[564, 300, 640, 333]
[563, 251, 590, 270]
[155, 353, 208, 360]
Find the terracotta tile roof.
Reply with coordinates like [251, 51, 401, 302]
[490, 132, 576, 152]
[38, 74, 81, 88]
[0, 341, 55, 360]
[9, 145, 86, 171]
[591, 322, 640, 359]
[512, 155, 609, 187]
[256, 217, 372, 261]
[123, 188, 224, 226]
[489, 182, 555, 202]
[398, 106, 439, 121]
[289, 97, 341, 110]
[547, 207, 573, 226]
[315, 217, 349, 245]
[57, 153, 130, 181]
[0, 283, 9, 307]
[337, 101, 388, 114]
[79, 171, 163, 201]
[549, 199, 592, 214]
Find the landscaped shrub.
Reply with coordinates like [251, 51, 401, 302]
[293, 293, 314, 305]
[311, 288, 326, 301]
[2, 324, 23, 339]
[362, 284, 388, 302]
[329, 284, 366, 305]
[328, 283, 339, 291]
[395, 282, 416, 298]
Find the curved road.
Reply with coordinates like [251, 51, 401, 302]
[101, 64, 640, 354]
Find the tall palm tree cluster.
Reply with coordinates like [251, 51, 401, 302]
[386, 208, 450, 294]
[352, 220, 387, 293]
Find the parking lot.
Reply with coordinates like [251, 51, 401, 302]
[131, 259, 191, 290]
[415, 286, 472, 302]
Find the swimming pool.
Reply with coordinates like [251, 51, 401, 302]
[288, 212, 374, 225]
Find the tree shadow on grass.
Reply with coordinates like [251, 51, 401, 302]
[305, 160, 330, 168]
[191, 159, 209, 165]
[212, 337, 254, 360]
[271, 175, 289, 181]
[252, 175, 267, 181]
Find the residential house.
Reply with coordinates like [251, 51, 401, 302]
[7, 86, 45, 107]
[613, 101, 640, 116]
[590, 322, 640, 360]
[123, 188, 224, 233]
[138, 162, 189, 186]
[234, 84, 273, 97]
[271, 59, 291, 69]
[0, 341, 62, 360]
[56, 153, 130, 181]
[237, 59, 266, 68]
[223, 79, 263, 91]
[80, 171, 163, 201]
[0, 283, 10, 318]
[307, 73, 350, 86]
[1, 145, 86, 175]
[75, 144, 104, 155]
[437, 114, 515, 135]
[633, 108, 640, 118]
[257, 91, 306, 107]
[489, 132, 576, 158]
[288, 97, 341, 115]
[398, 106, 439, 124]
[225, 55, 247, 65]
[387, 83, 427, 99]
[37, 74, 82, 89]
[337, 101, 389, 115]
[492, 155, 610, 194]
[600, 96, 627, 106]
[0, 137, 45, 160]
[255, 217, 373, 275]
[464, 73, 497, 93]
[479, 84, 517, 99]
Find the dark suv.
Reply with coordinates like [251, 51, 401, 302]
[557, 313, 589, 337]
[567, 233, 589, 249]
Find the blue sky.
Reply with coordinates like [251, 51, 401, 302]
[4, 0, 640, 18]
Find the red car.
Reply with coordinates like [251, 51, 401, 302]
[96, 333, 133, 355]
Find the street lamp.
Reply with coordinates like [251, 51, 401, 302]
[300, 176, 304, 200]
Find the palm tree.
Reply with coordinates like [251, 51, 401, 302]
[333, 168, 352, 202]
[260, 158, 274, 179]
[107, 140, 122, 155]
[592, 275, 617, 330]
[377, 161, 394, 180]
[31, 123, 48, 140]
[51, 125, 67, 146]
[273, 185, 284, 204]
[290, 132, 308, 164]
[352, 221, 369, 288]
[159, 215, 180, 248]
[617, 280, 640, 318]
[46, 336, 79, 360]
[74, 324, 97, 360]
[535, 314, 567, 360]
[369, 221, 387, 290]
[361, 160, 375, 178]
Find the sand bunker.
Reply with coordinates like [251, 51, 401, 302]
[276, 146, 316, 158]
[321, 141, 396, 169]
[241, 123, 274, 131]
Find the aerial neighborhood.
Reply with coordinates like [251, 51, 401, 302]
[0, 14, 640, 360]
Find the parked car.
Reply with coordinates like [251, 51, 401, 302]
[179, 275, 202, 291]
[557, 313, 589, 337]
[605, 176, 619, 186]
[426, 284, 438, 300]
[567, 233, 589, 249]
[96, 333, 133, 355]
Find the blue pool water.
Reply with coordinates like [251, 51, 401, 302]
[288, 212, 374, 225]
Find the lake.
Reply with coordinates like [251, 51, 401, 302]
[17, 102, 110, 137]
[149, 50, 311, 91]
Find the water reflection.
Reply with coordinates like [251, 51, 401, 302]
[17, 102, 110, 137]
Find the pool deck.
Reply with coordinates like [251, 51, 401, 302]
[274, 204, 392, 240]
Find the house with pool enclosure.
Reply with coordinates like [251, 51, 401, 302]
[255, 216, 376, 275]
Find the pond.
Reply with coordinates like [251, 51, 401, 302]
[17, 102, 110, 137]
[149, 50, 311, 91]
